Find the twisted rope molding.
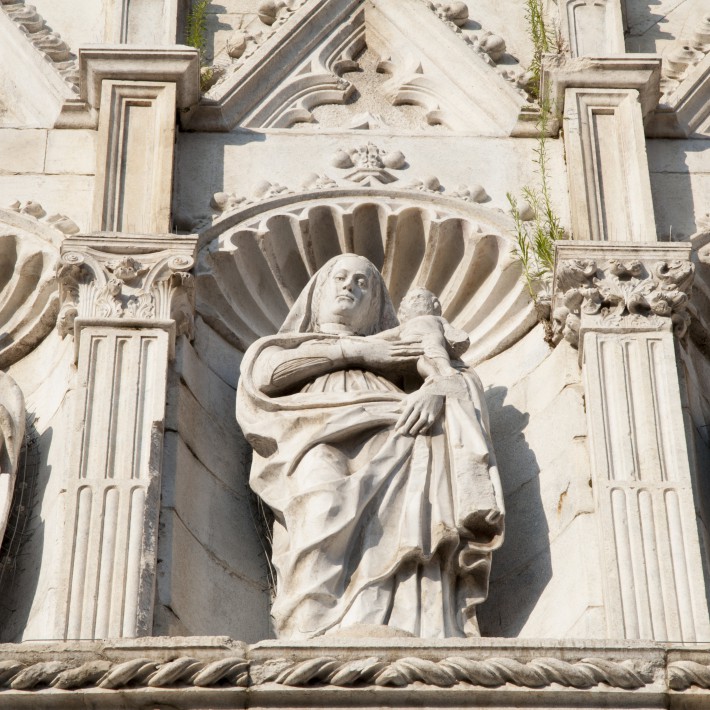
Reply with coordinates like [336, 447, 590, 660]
[0, 655, 248, 691]
[257, 655, 654, 689]
[668, 661, 710, 690]
[4, 653, 710, 693]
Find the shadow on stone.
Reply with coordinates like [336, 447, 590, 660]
[0, 417, 50, 641]
[477, 385, 551, 637]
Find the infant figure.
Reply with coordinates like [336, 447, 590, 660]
[377, 287, 470, 380]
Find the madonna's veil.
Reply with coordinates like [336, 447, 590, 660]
[278, 254, 398, 336]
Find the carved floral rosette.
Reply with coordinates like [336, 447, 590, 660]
[57, 237, 197, 341]
[552, 255, 694, 348]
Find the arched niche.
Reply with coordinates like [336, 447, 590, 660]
[0, 208, 62, 370]
[196, 189, 536, 364]
[0, 208, 62, 576]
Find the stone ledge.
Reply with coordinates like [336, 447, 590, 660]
[78, 45, 200, 110]
[541, 54, 662, 122]
[0, 636, 707, 708]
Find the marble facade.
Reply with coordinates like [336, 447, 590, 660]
[0, 0, 709, 707]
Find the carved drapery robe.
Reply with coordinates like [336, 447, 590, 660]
[238, 331, 504, 639]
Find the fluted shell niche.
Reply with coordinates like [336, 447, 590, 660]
[0, 209, 61, 370]
[197, 192, 536, 363]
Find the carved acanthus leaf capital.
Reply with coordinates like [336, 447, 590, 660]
[57, 235, 197, 340]
[552, 249, 694, 348]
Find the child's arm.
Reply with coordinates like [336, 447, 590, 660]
[442, 322, 470, 358]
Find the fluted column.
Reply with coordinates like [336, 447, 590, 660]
[552, 241, 710, 641]
[55, 233, 197, 639]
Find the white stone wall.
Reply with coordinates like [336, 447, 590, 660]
[157, 321, 272, 641]
[0, 130, 95, 228]
[648, 140, 710, 241]
[173, 133, 570, 232]
[0, 0, 709, 660]
[477, 327, 602, 638]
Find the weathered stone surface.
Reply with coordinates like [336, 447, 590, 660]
[44, 129, 95, 175]
[0, 129, 46, 174]
[237, 254, 504, 639]
[1, 2, 710, 708]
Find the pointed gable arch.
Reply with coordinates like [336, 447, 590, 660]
[185, 0, 529, 135]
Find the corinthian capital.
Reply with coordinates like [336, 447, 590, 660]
[57, 233, 198, 343]
[552, 242, 694, 350]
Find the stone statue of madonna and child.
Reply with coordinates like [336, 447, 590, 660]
[236, 253, 504, 639]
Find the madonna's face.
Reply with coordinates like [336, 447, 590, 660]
[317, 255, 377, 334]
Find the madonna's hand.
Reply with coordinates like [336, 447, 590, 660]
[395, 390, 444, 436]
[342, 337, 424, 370]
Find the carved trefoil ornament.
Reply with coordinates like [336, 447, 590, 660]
[331, 143, 407, 185]
[57, 235, 198, 348]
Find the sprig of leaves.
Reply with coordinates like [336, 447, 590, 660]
[525, 0, 552, 98]
[185, 0, 213, 91]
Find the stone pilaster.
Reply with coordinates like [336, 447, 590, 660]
[543, 57, 661, 242]
[78, 47, 199, 233]
[559, 0, 625, 57]
[553, 241, 710, 642]
[55, 233, 197, 640]
[104, 0, 182, 45]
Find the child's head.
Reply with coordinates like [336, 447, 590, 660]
[398, 288, 442, 321]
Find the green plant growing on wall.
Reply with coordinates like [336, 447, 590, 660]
[512, 1, 566, 340]
[185, 0, 213, 91]
[525, 0, 554, 99]
[509, 101, 565, 337]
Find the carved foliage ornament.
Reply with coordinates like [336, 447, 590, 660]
[552, 258, 694, 347]
[208, 143, 489, 224]
[57, 244, 196, 340]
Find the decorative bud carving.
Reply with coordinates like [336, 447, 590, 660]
[430, 1, 469, 27]
[479, 31, 506, 63]
[330, 143, 407, 185]
[692, 13, 710, 52]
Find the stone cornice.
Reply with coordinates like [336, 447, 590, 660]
[57, 45, 200, 128]
[541, 54, 662, 127]
[0, 637, 707, 707]
[78, 45, 200, 110]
